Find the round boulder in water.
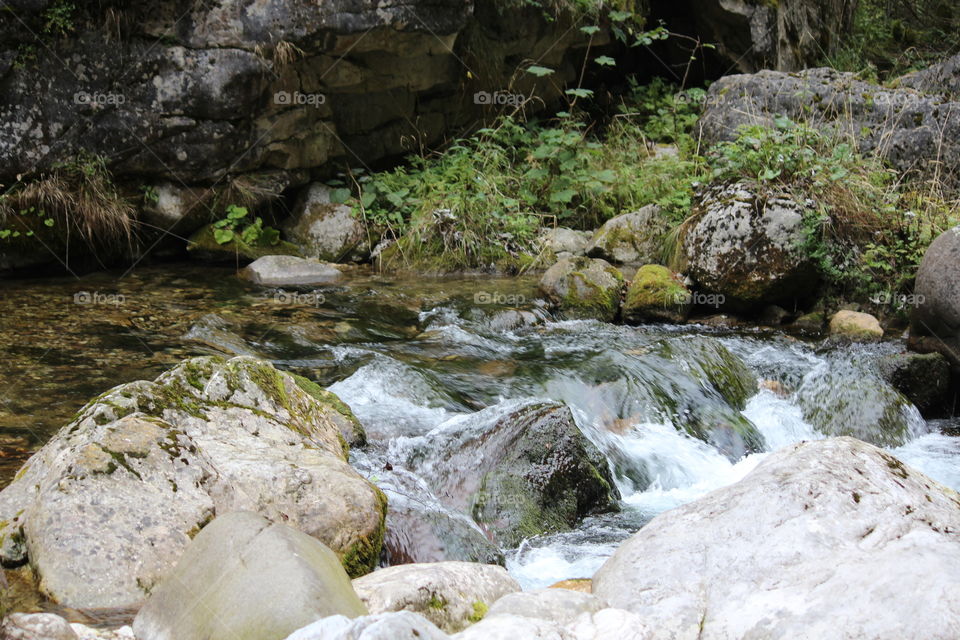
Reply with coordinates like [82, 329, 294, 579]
[829, 310, 883, 342]
[241, 255, 344, 287]
[538, 256, 625, 322]
[585, 205, 670, 265]
[622, 265, 691, 324]
[677, 181, 817, 308]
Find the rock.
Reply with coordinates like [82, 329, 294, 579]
[486, 589, 607, 628]
[538, 227, 592, 258]
[410, 400, 619, 547]
[585, 206, 670, 266]
[677, 181, 817, 308]
[757, 304, 790, 326]
[241, 255, 344, 286]
[898, 53, 960, 100]
[187, 224, 302, 263]
[549, 579, 592, 593]
[70, 625, 135, 640]
[452, 614, 568, 640]
[829, 310, 883, 341]
[622, 265, 691, 324]
[797, 359, 925, 447]
[0, 356, 386, 608]
[0, 613, 78, 640]
[538, 257, 625, 322]
[141, 183, 211, 234]
[133, 512, 366, 640]
[352, 562, 520, 633]
[686, 0, 856, 72]
[878, 352, 953, 415]
[699, 68, 960, 193]
[565, 608, 652, 640]
[485, 309, 546, 332]
[283, 184, 371, 263]
[285, 612, 449, 640]
[594, 438, 960, 639]
[792, 310, 825, 333]
[911, 226, 960, 368]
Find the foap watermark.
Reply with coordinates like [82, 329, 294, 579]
[274, 290, 326, 307]
[474, 90, 524, 107]
[676, 291, 725, 308]
[73, 91, 125, 106]
[274, 91, 326, 107]
[869, 291, 925, 308]
[673, 90, 725, 107]
[474, 291, 526, 305]
[74, 291, 125, 306]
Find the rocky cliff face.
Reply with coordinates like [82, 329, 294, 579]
[0, 0, 854, 190]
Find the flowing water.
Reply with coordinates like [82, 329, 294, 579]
[1, 263, 958, 593]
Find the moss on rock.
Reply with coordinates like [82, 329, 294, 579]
[623, 265, 691, 324]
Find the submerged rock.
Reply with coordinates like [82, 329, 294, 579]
[410, 400, 619, 547]
[538, 257, 625, 322]
[586, 206, 670, 266]
[878, 352, 953, 415]
[283, 184, 371, 263]
[352, 562, 520, 633]
[0, 356, 386, 608]
[622, 265, 691, 324]
[829, 310, 883, 341]
[241, 255, 344, 286]
[677, 181, 817, 308]
[594, 438, 960, 639]
[133, 511, 366, 640]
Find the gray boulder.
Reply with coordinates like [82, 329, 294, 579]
[0, 613, 78, 640]
[878, 352, 953, 415]
[586, 206, 669, 266]
[538, 257, 625, 322]
[486, 589, 608, 627]
[285, 612, 449, 640]
[898, 53, 960, 99]
[0, 356, 385, 608]
[538, 227, 592, 260]
[408, 400, 619, 547]
[283, 184, 371, 263]
[677, 181, 816, 308]
[699, 68, 960, 193]
[594, 438, 960, 639]
[241, 255, 344, 286]
[352, 562, 520, 632]
[133, 511, 367, 640]
[911, 226, 960, 369]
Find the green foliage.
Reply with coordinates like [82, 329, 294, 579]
[826, 0, 960, 79]
[42, 0, 76, 37]
[211, 204, 280, 247]
[708, 117, 957, 303]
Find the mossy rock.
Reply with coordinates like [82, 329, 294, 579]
[187, 224, 301, 263]
[623, 265, 691, 324]
[538, 256, 625, 322]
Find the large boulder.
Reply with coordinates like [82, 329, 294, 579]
[699, 68, 960, 193]
[485, 589, 608, 627]
[911, 226, 960, 369]
[538, 227, 592, 260]
[878, 351, 953, 415]
[898, 53, 960, 99]
[677, 181, 817, 308]
[133, 511, 367, 640]
[0, 356, 386, 608]
[585, 206, 670, 266]
[352, 562, 520, 632]
[408, 400, 619, 547]
[622, 265, 691, 324]
[283, 184, 371, 262]
[594, 438, 960, 639]
[538, 257, 625, 322]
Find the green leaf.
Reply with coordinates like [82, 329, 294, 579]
[360, 191, 376, 208]
[580, 25, 600, 35]
[549, 188, 577, 204]
[594, 56, 616, 67]
[213, 229, 235, 245]
[526, 65, 555, 78]
[260, 227, 281, 246]
[609, 10, 632, 21]
[330, 188, 351, 204]
[44, 218, 55, 227]
[565, 88, 594, 99]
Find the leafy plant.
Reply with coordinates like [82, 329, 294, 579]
[212, 204, 280, 246]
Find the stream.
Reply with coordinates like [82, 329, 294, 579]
[2, 263, 959, 592]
